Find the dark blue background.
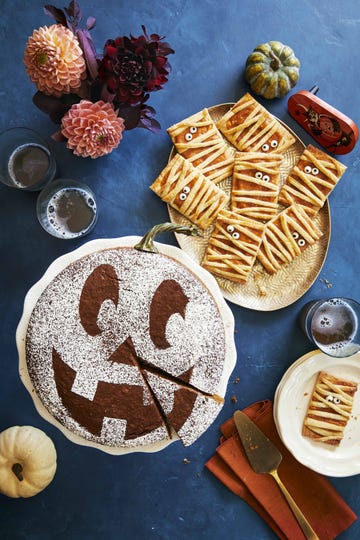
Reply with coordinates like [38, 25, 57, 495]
[0, 1, 359, 538]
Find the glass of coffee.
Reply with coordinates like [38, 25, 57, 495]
[0, 127, 56, 191]
[299, 297, 360, 358]
[36, 179, 98, 239]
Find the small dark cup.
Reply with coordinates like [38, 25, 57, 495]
[0, 127, 56, 191]
[299, 298, 360, 358]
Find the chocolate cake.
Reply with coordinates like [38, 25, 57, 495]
[24, 246, 232, 450]
[144, 369, 224, 447]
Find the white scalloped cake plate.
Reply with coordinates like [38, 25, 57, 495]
[274, 350, 360, 476]
[16, 236, 236, 455]
[167, 103, 331, 311]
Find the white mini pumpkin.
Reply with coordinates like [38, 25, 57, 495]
[0, 425, 57, 498]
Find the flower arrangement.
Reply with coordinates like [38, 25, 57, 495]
[24, 1, 174, 158]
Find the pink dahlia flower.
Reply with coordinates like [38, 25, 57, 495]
[61, 100, 125, 158]
[24, 24, 86, 97]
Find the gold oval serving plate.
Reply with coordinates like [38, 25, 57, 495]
[167, 103, 331, 311]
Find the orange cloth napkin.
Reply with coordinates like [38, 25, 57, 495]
[206, 400, 357, 540]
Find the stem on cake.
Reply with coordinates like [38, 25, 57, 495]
[134, 222, 200, 253]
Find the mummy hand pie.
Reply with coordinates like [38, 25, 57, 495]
[257, 203, 323, 274]
[201, 209, 265, 283]
[150, 154, 229, 229]
[167, 108, 234, 184]
[302, 371, 358, 446]
[217, 93, 295, 154]
[279, 143, 347, 215]
[231, 151, 283, 221]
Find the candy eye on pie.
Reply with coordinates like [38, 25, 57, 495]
[216, 93, 295, 154]
[150, 154, 229, 229]
[201, 209, 265, 284]
[291, 230, 306, 246]
[279, 143, 347, 215]
[167, 108, 234, 184]
[231, 151, 283, 222]
[302, 371, 358, 446]
[257, 203, 323, 274]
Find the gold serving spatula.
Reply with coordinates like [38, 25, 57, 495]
[233, 411, 319, 540]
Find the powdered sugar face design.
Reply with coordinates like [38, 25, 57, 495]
[26, 248, 226, 448]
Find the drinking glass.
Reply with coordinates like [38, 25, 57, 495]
[0, 127, 56, 191]
[299, 297, 360, 358]
[36, 179, 98, 239]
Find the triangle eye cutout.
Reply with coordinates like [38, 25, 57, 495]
[149, 279, 189, 349]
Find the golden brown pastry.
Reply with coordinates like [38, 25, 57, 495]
[302, 371, 358, 446]
[231, 151, 282, 221]
[201, 209, 265, 283]
[150, 154, 229, 229]
[167, 108, 234, 184]
[278, 144, 347, 215]
[257, 203, 323, 274]
[217, 93, 295, 153]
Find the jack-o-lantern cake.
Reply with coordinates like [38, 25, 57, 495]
[23, 244, 235, 451]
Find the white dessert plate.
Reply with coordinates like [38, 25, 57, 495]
[16, 236, 236, 455]
[274, 350, 360, 476]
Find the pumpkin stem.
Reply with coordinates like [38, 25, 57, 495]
[269, 50, 281, 71]
[12, 463, 24, 481]
[134, 222, 200, 253]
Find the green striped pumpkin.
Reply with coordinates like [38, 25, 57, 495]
[245, 41, 300, 99]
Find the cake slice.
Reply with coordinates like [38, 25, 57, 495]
[217, 93, 295, 154]
[150, 153, 229, 229]
[231, 151, 283, 221]
[167, 108, 234, 184]
[201, 209, 265, 283]
[257, 203, 323, 274]
[278, 144, 347, 215]
[302, 371, 358, 446]
[143, 369, 223, 446]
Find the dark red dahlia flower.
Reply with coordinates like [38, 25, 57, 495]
[98, 25, 174, 107]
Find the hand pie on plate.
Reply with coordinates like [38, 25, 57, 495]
[217, 93, 295, 154]
[201, 209, 265, 283]
[257, 203, 323, 274]
[302, 371, 358, 446]
[231, 151, 283, 221]
[279, 143, 347, 215]
[167, 108, 234, 184]
[150, 154, 228, 229]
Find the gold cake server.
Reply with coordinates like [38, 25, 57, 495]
[233, 410, 319, 540]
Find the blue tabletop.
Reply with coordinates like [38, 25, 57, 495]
[1, 1, 359, 538]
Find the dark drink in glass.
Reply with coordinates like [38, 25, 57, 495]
[8, 143, 51, 188]
[0, 128, 56, 191]
[37, 179, 98, 239]
[299, 298, 360, 358]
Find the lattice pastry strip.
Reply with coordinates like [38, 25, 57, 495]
[201, 209, 265, 283]
[217, 93, 295, 154]
[279, 144, 347, 215]
[302, 371, 358, 446]
[150, 154, 229, 229]
[167, 108, 234, 184]
[231, 151, 283, 221]
[257, 203, 323, 274]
